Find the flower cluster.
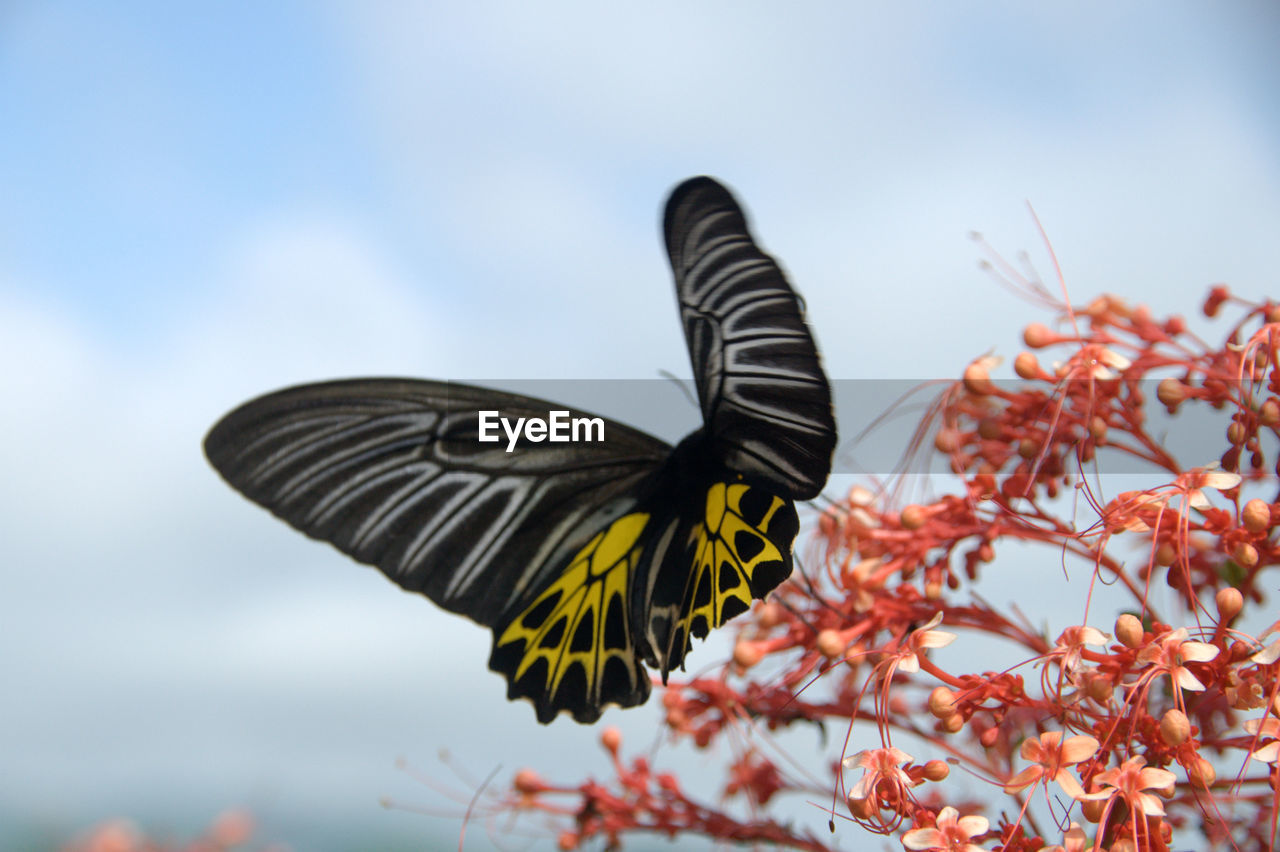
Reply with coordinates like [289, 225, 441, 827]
[58, 810, 270, 852]
[496, 277, 1280, 851]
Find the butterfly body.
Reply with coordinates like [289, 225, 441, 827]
[205, 177, 836, 723]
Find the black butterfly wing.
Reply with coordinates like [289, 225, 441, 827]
[205, 379, 669, 721]
[664, 177, 837, 500]
[637, 465, 801, 678]
[638, 178, 837, 676]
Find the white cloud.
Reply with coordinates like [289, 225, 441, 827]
[4, 2, 1280, 847]
[0, 217, 661, 833]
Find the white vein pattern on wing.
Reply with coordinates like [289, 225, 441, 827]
[724, 437, 815, 489]
[237, 414, 362, 482]
[725, 376, 828, 405]
[306, 455, 441, 526]
[414, 474, 535, 602]
[277, 428, 435, 509]
[235, 393, 428, 458]
[348, 468, 488, 558]
[503, 494, 627, 607]
[640, 515, 682, 664]
[675, 207, 729, 272]
[723, 348, 824, 383]
[700, 256, 776, 309]
[675, 243, 721, 297]
[684, 240, 755, 304]
[719, 303, 808, 341]
[719, 390, 831, 449]
[447, 473, 657, 612]
[248, 411, 436, 497]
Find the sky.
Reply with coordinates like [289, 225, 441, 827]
[3, 3, 1280, 850]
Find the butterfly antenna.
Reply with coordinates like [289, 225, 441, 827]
[457, 763, 502, 852]
[658, 369, 699, 410]
[789, 551, 842, 622]
[770, 594, 818, 638]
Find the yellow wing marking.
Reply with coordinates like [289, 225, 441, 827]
[495, 512, 648, 701]
[682, 482, 789, 639]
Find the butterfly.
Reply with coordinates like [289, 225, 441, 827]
[204, 176, 836, 723]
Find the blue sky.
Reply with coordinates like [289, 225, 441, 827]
[3, 3, 1279, 849]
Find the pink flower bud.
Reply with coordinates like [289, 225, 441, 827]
[1234, 542, 1258, 567]
[1242, 499, 1272, 532]
[1159, 709, 1190, 746]
[733, 640, 764, 669]
[922, 760, 950, 781]
[1014, 351, 1041, 379]
[514, 769, 547, 795]
[1187, 755, 1216, 788]
[600, 726, 622, 754]
[963, 357, 999, 395]
[816, 629, 846, 659]
[1023, 322, 1056, 348]
[756, 601, 785, 628]
[900, 504, 928, 530]
[1157, 377, 1186, 408]
[927, 686, 957, 718]
[934, 428, 962, 453]
[1215, 587, 1243, 623]
[1116, 613, 1144, 648]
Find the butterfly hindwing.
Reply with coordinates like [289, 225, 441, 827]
[682, 482, 797, 638]
[642, 473, 799, 676]
[489, 510, 652, 724]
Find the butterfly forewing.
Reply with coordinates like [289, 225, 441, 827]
[204, 379, 669, 624]
[664, 178, 836, 500]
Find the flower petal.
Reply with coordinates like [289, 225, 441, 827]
[1138, 766, 1177, 790]
[917, 612, 945, 631]
[1173, 667, 1206, 692]
[1091, 364, 1118, 380]
[917, 630, 957, 649]
[1251, 639, 1280, 665]
[896, 652, 921, 673]
[1244, 717, 1280, 737]
[934, 806, 959, 824]
[1051, 769, 1086, 800]
[1078, 626, 1107, 646]
[1099, 348, 1131, 369]
[1002, 765, 1044, 794]
[1135, 791, 1166, 816]
[1179, 641, 1219, 663]
[902, 827, 944, 850]
[1202, 470, 1242, 490]
[1060, 735, 1100, 763]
